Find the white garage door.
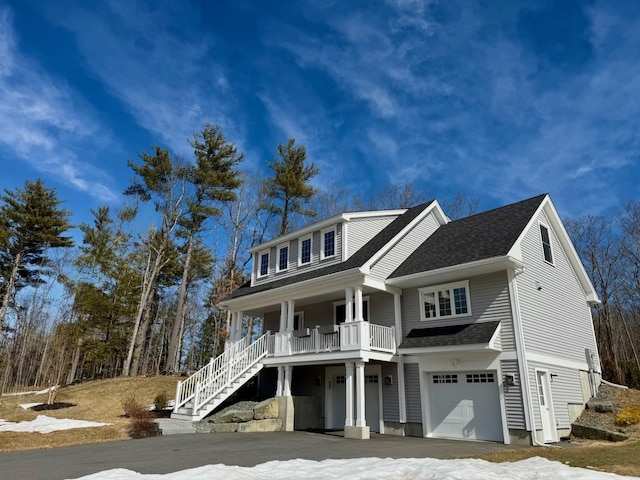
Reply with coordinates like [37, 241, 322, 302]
[429, 372, 503, 442]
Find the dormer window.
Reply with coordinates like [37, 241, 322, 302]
[258, 250, 269, 278]
[539, 223, 554, 264]
[321, 227, 336, 259]
[277, 243, 289, 272]
[299, 235, 312, 265]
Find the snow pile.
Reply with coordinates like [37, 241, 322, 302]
[19, 402, 43, 409]
[72, 456, 635, 480]
[0, 415, 111, 434]
[1, 385, 58, 397]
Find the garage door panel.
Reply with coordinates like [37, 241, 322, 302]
[429, 371, 502, 442]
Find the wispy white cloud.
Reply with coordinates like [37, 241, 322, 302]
[0, 7, 117, 202]
[40, 0, 239, 159]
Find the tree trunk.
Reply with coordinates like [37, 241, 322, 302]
[165, 235, 194, 374]
[0, 252, 21, 331]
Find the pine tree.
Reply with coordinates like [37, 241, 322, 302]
[0, 179, 73, 331]
[263, 138, 319, 235]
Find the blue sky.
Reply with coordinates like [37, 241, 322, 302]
[1, 0, 639, 232]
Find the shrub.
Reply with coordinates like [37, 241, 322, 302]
[615, 405, 640, 427]
[154, 393, 168, 411]
[122, 395, 161, 438]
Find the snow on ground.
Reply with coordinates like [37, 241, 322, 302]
[0, 415, 111, 434]
[19, 402, 43, 409]
[72, 457, 635, 480]
[1, 385, 58, 396]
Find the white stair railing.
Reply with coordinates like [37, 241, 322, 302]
[192, 333, 269, 415]
[173, 334, 252, 412]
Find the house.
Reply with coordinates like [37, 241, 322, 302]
[172, 193, 602, 445]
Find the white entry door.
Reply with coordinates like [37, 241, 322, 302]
[429, 371, 503, 442]
[326, 366, 381, 432]
[536, 370, 557, 443]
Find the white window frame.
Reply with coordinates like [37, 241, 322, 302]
[321, 226, 337, 260]
[298, 234, 313, 266]
[539, 222, 554, 265]
[418, 281, 471, 321]
[276, 242, 289, 273]
[258, 249, 270, 278]
[333, 296, 370, 323]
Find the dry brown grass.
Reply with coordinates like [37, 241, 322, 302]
[0, 376, 178, 452]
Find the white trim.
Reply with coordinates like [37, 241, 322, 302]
[321, 225, 337, 260]
[418, 280, 471, 321]
[363, 276, 402, 295]
[257, 249, 270, 278]
[293, 311, 305, 330]
[387, 255, 525, 287]
[496, 362, 511, 444]
[342, 222, 348, 262]
[507, 268, 533, 431]
[399, 343, 501, 355]
[298, 234, 313, 266]
[538, 221, 554, 266]
[526, 352, 589, 371]
[276, 242, 290, 273]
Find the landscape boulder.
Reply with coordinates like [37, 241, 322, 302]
[237, 418, 282, 432]
[219, 408, 254, 423]
[254, 398, 279, 420]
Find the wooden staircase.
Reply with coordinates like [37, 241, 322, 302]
[171, 333, 268, 421]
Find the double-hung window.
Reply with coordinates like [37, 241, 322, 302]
[321, 227, 336, 260]
[258, 250, 269, 278]
[539, 223, 554, 264]
[419, 281, 471, 321]
[277, 243, 289, 272]
[299, 235, 312, 265]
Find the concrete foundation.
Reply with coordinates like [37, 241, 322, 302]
[277, 396, 295, 432]
[344, 425, 370, 440]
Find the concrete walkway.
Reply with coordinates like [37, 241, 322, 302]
[0, 432, 529, 480]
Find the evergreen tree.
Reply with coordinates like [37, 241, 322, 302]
[0, 179, 73, 331]
[263, 138, 319, 235]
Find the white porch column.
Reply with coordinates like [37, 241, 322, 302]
[276, 366, 284, 396]
[355, 362, 366, 427]
[345, 362, 354, 427]
[283, 365, 293, 396]
[354, 285, 364, 322]
[279, 301, 288, 332]
[394, 292, 407, 423]
[228, 311, 236, 341]
[286, 299, 295, 332]
[345, 287, 354, 323]
[236, 311, 244, 341]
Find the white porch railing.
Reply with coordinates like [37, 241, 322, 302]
[268, 322, 394, 356]
[191, 333, 268, 415]
[173, 334, 252, 412]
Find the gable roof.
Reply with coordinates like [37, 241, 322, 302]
[225, 201, 434, 300]
[389, 194, 547, 279]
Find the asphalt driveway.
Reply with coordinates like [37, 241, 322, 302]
[0, 432, 528, 480]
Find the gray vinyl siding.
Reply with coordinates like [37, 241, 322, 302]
[347, 216, 397, 258]
[370, 212, 441, 281]
[401, 272, 516, 351]
[501, 360, 526, 429]
[263, 311, 279, 334]
[516, 210, 597, 363]
[369, 292, 395, 327]
[253, 223, 343, 286]
[404, 363, 422, 423]
[527, 361, 584, 430]
[382, 362, 400, 422]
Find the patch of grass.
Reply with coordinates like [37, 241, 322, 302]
[0, 376, 178, 452]
[476, 440, 640, 477]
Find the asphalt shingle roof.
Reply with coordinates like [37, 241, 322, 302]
[226, 202, 434, 299]
[389, 194, 546, 279]
[398, 321, 501, 349]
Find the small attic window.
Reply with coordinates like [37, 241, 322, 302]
[539, 223, 554, 264]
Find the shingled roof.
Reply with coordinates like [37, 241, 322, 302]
[225, 201, 434, 299]
[398, 321, 500, 349]
[389, 194, 546, 279]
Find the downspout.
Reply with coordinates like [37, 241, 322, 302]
[508, 268, 545, 447]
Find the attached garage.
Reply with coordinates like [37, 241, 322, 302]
[428, 371, 503, 442]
